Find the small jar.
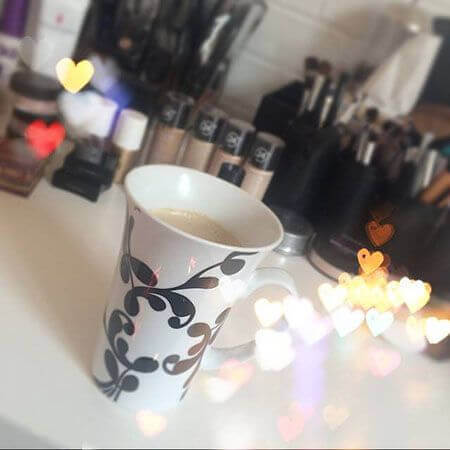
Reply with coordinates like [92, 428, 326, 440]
[241, 132, 285, 200]
[180, 105, 227, 172]
[112, 108, 148, 183]
[146, 91, 194, 165]
[208, 118, 254, 176]
[0, 138, 47, 196]
[8, 71, 61, 138]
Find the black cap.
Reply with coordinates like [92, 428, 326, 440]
[217, 118, 255, 156]
[218, 163, 245, 187]
[192, 105, 227, 142]
[10, 71, 61, 101]
[247, 132, 285, 171]
[158, 91, 194, 129]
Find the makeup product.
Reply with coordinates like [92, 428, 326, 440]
[44, 139, 74, 181]
[253, 81, 304, 136]
[409, 133, 436, 196]
[52, 168, 103, 202]
[147, 91, 194, 165]
[63, 147, 118, 187]
[361, 139, 377, 166]
[324, 72, 350, 127]
[307, 60, 331, 112]
[241, 132, 285, 200]
[217, 162, 245, 187]
[112, 108, 148, 183]
[0, 138, 46, 196]
[420, 149, 440, 190]
[207, 118, 254, 176]
[355, 108, 379, 161]
[113, 0, 159, 72]
[181, 0, 267, 99]
[53, 96, 119, 199]
[270, 206, 314, 256]
[317, 79, 337, 128]
[356, 132, 378, 166]
[420, 170, 450, 204]
[307, 160, 380, 277]
[297, 56, 319, 116]
[180, 105, 227, 171]
[0, 0, 30, 89]
[438, 193, 450, 208]
[8, 71, 61, 138]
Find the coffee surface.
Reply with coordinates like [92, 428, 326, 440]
[150, 208, 241, 246]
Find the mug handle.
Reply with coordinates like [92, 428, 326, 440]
[202, 267, 298, 370]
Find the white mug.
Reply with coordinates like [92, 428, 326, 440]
[92, 165, 298, 411]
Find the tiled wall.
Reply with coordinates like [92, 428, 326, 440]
[219, 0, 450, 121]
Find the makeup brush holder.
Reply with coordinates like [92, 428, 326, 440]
[264, 126, 340, 224]
[415, 217, 450, 298]
[264, 120, 315, 206]
[306, 159, 381, 279]
[383, 200, 447, 281]
[323, 158, 380, 236]
[253, 81, 304, 136]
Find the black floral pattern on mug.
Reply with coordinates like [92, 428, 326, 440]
[95, 210, 257, 401]
[120, 214, 256, 329]
[162, 308, 231, 400]
[94, 309, 159, 401]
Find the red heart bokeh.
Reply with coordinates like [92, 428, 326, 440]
[25, 120, 65, 159]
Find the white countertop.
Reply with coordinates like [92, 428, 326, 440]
[0, 180, 449, 449]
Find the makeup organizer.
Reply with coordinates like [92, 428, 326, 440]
[251, 56, 449, 298]
[0, 0, 447, 299]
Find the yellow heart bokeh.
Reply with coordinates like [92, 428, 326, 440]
[56, 58, 94, 94]
[357, 248, 384, 275]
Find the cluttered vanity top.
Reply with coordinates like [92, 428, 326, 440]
[0, 180, 448, 449]
[0, 0, 448, 447]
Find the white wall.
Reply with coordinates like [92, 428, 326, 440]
[219, 0, 450, 121]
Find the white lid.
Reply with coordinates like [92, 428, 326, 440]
[84, 96, 118, 138]
[112, 109, 148, 151]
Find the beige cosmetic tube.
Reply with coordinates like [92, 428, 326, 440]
[146, 91, 194, 165]
[180, 105, 227, 172]
[241, 132, 285, 201]
[208, 118, 255, 176]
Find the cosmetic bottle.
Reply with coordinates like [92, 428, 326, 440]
[0, 0, 30, 89]
[241, 132, 285, 200]
[147, 91, 194, 165]
[217, 162, 245, 187]
[180, 105, 227, 172]
[208, 118, 254, 176]
[112, 108, 148, 183]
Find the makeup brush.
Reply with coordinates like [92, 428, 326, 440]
[437, 192, 450, 208]
[356, 131, 378, 166]
[298, 56, 319, 116]
[410, 133, 436, 195]
[421, 149, 440, 190]
[355, 107, 379, 161]
[324, 72, 349, 127]
[318, 79, 337, 128]
[307, 60, 332, 112]
[420, 170, 450, 204]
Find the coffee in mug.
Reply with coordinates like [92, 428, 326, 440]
[150, 208, 241, 246]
